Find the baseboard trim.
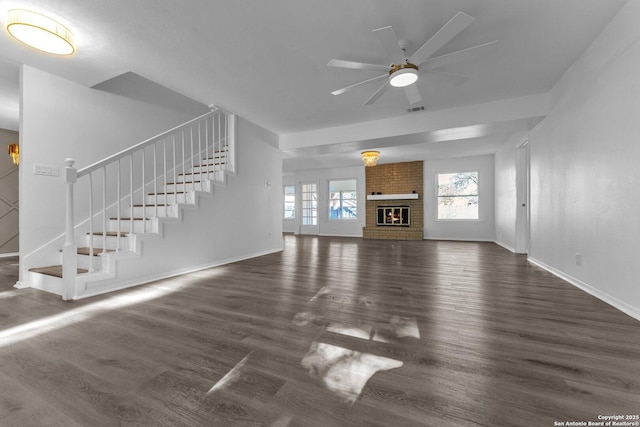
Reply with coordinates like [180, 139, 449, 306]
[528, 256, 640, 322]
[318, 233, 363, 238]
[77, 246, 284, 300]
[423, 237, 495, 243]
[493, 240, 516, 253]
[0, 252, 18, 258]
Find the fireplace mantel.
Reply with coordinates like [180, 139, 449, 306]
[366, 193, 419, 201]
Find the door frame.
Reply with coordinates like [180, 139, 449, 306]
[515, 141, 530, 254]
[299, 181, 319, 235]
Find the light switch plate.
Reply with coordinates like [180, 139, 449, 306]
[33, 164, 60, 177]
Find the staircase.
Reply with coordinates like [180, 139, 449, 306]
[27, 108, 236, 300]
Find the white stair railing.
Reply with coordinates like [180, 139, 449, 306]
[61, 107, 236, 300]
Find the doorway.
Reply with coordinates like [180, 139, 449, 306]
[515, 141, 530, 254]
[0, 128, 19, 256]
[299, 182, 319, 235]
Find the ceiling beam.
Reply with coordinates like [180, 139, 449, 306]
[279, 93, 549, 152]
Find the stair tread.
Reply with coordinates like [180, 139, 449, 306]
[77, 247, 116, 256]
[88, 231, 128, 237]
[148, 192, 188, 195]
[132, 204, 172, 207]
[166, 181, 202, 185]
[30, 265, 88, 278]
[179, 172, 213, 176]
[109, 218, 153, 221]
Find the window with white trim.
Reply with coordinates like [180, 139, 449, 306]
[437, 171, 479, 220]
[328, 179, 357, 220]
[283, 185, 295, 219]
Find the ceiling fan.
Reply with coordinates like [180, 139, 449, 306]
[328, 12, 498, 107]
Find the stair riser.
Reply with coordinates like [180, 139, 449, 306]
[190, 165, 226, 174]
[200, 157, 227, 166]
[164, 182, 210, 193]
[147, 193, 195, 205]
[77, 255, 103, 271]
[108, 220, 157, 234]
[28, 271, 63, 295]
[132, 206, 178, 218]
[175, 173, 216, 183]
[86, 235, 128, 251]
[187, 170, 226, 183]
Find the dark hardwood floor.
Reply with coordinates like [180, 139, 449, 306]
[0, 236, 639, 426]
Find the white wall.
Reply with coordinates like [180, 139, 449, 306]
[19, 65, 282, 286]
[423, 155, 495, 241]
[527, 0, 640, 319]
[494, 131, 528, 252]
[283, 166, 365, 237]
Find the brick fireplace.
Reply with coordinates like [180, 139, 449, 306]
[363, 160, 423, 240]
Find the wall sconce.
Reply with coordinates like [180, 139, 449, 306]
[8, 144, 19, 165]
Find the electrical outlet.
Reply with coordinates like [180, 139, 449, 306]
[576, 253, 582, 266]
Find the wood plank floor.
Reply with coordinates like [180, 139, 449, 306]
[1, 236, 639, 426]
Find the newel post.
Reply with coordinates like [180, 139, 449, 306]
[62, 158, 78, 301]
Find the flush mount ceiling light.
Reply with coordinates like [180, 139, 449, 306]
[361, 150, 380, 167]
[6, 9, 75, 55]
[389, 63, 418, 88]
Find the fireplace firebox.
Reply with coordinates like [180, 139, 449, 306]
[376, 206, 410, 226]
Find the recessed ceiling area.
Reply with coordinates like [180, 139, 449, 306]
[0, 1, 628, 170]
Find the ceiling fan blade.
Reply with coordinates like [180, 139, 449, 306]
[424, 70, 468, 86]
[420, 40, 499, 70]
[372, 25, 405, 64]
[403, 84, 423, 106]
[331, 74, 388, 96]
[364, 81, 390, 105]
[327, 59, 390, 72]
[409, 12, 475, 66]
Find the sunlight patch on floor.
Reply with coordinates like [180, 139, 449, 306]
[0, 289, 21, 299]
[206, 351, 253, 396]
[301, 342, 403, 404]
[372, 315, 421, 343]
[326, 322, 372, 339]
[0, 275, 203, 348]
[270, 414, 293, 427]
[309, 285, 330, 302]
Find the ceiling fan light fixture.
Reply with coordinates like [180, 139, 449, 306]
[361, 150, 380, 167]
[389, 63, 418, 88]
[6, 9, 75, 55]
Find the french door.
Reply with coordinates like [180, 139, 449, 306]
[300, 182, 318, 235]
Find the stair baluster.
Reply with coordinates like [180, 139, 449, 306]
[102, 166, 107, 255]
[116, 159, 121, 252]
[88, 173, 94, 272]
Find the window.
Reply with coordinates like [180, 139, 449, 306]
[301, 183, 317, 225]
[437, 171, 479, 220]
[329, 179, 357, 220]
[283, 185, 295, 219]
